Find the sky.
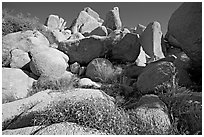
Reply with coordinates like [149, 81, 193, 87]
[2, 2, 182, 34]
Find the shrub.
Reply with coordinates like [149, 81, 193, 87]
[2, 8, 43, 36]
[32, 97, 134, 135]
[28, 75, 79, 96]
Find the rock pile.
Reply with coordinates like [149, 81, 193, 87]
[2, 3, 202, 135]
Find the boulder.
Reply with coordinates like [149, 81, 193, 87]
[103, 7, 122, 30]
[133, 94, 171, 134]
[173, 52, 193, 87]
[88, 26, 108, 36]
[46, 14, 66, 31]
[68, 32, 85, 40]
[78, 78, 101, 88]
[70, 11, 101, 34]
[29, 47, 69, 77]
[123, 65, 145, 79]
[2, 68, 36, 104]
[135, 47, 148, 66]
[31, 71, 75, 96]
[70, 62, 80, 74]
[135, 24, 146, 36]
[111, 33, 141, 63]
[83, 7, 104, 23]
[58, 37, 105, 64]
[136, 61, 176, 94]
[51, 30, 70, 42]
[2, 88, 114, 130]
[10, 49, 30, 69]
[166, 2, 202, 68]
[86, 58, 116, 83]
[2, 122, 107, 135]
[140, 21, 165, 62]
[2, 30, 50, 66]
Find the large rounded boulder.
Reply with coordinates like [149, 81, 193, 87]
[129, 94, 171, 134]
[166, 2, 202, 68]
[2, 68, 36, 104]
[29, 47, 69, 77]
[86, 58, 116, 83]
[111, 33, 141, 63]
[136, 61, 176, 94]
[58, 37, 105, 65]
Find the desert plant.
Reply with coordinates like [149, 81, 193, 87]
[32, 97, 134, 135]
[28, 75, 79, 96]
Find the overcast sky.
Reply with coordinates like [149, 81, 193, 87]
[3, 2, 182, 34]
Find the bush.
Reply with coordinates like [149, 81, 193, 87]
[32, 97, 134, 135]
[28, 75, 79, 96]
[2, 9, 43, 36]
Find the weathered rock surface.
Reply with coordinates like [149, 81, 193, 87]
[83, 7, 104, 23]
[103, 7, 122, 30]
[46, 14, 66, 31]
[58, 37, 105, 64]
[10, 49, 30, 69]
[51, 29, 71, 42]
[70, 10, 101, 34]
[29, 47, 69, 77]
[2, 122, 107, 135]
[78, 78, 101, 88]
[111, 33, 141, 63]
[134, 94, 171, 134]
[140, 21, 165, 62]
[166, 2, 202, 68]
[70, 62, 80, 74]
[2, 68, 36, 104]
[2, 88, 114, 130]
[136, 61, 176, 94]
[86, 58, 116, 83]
[68, 32, 85, 40]
[123, 65, 145, 79]
[2, 30, 49, 66]
[135, 47, 148, 66]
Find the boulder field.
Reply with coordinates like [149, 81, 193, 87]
[2, 3, 202, 135]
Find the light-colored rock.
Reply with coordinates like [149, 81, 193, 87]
[10, 49, 30, 69]
[111, 33, 141, 63]
[70, 62, 80, 74]
[135, 24, 146, 36]
[29, 47, 69, 77]
[2, 30, 49, 66]
[103, 7, 122, 30]
[70, 11, 101, 34]
[136, 61, 176, 94]
[58, 37, 105, 64]
[140, 21, 165, 62]
[46, 15, 66, 31]
[51, 30, 70, 42]
[134, 94, 171, 134]
[86, 58, 116, 83]
[78, 78, 101, 88]
[2, 88, 114, 130]
[83, 7, 104, 23]
[68, 32, 85, 40]
[2, 68, 36, 104]
[46, 14, 60, 30]
[2, 126, 40, 135]
[166, 2, 202, 68]
[135, 46, 148, 66]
